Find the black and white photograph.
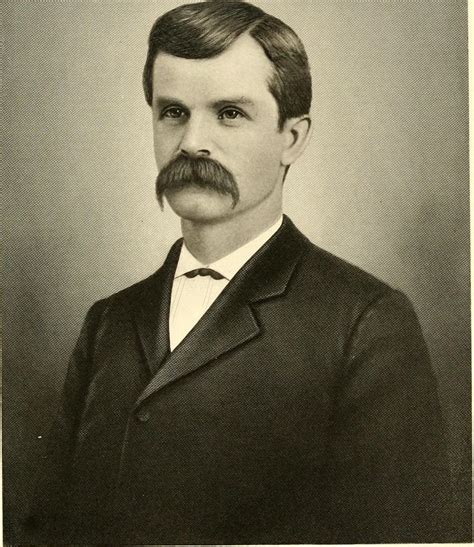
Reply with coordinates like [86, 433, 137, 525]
[3, 0, 470, 543]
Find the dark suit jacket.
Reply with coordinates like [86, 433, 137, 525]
[28, 216, 453, 544]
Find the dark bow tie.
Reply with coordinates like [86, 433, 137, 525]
[184, 268, 225, 280]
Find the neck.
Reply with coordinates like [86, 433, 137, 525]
[181, 204, 282, 264]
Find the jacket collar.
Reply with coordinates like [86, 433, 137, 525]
[132, 215, 308, 407]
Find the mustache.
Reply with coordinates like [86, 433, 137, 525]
[155, 154, 239, 209]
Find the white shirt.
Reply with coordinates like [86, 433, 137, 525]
[169, 216, 283, 350]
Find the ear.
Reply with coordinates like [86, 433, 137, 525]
[280, 115, 312, 166]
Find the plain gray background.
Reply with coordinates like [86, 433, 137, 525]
[3, 0, 470, 541]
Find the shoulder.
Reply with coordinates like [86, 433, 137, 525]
[84, 239, 182, 318]
[84, 272, 160, 318]
[286, 230, 423, 345]
[295, 234, 394, 305]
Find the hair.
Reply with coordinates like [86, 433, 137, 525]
[143, 1, 312, 130]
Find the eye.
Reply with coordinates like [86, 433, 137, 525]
[160, 106, 187, 120]
[218, 108, 245, 121]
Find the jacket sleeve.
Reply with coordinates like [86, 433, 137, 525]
[24, 299, 107, 543]
[324, 289, 454, 543]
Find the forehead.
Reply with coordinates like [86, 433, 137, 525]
[152, 34, 276, 106]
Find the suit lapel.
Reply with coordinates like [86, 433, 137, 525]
[131, 239, 182, 375]
[134, 216, 308, 408]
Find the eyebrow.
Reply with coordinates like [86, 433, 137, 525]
[211, 97, 257, 110]
[154, 96, 257, 110]
[154, 96, 187, 110]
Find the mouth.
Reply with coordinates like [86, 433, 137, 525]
[163, 183, 238, 206]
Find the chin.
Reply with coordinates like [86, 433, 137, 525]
[165, 188, 236, 223]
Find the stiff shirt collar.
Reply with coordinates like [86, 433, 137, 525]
[174, 216, 283, 281]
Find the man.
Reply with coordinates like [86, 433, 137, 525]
[28, 1, 454, 543]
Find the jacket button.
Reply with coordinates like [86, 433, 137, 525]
[135, 410, 150, 423]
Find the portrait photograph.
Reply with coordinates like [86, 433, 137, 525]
[3, 0, 470, 543]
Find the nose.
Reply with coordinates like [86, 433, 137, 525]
[179, 115, 211, 157]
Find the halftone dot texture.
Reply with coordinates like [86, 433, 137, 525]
[3, 0, 469, 541]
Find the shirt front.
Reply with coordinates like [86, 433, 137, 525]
[169, 216, 283, 350]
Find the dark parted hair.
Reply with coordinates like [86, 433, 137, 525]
[143, 1, 312, 129]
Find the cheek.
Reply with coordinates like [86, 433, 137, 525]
[153, 127, 179, 167]
[234, 137, 284, 187]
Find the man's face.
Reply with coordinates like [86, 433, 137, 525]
[152, 34, 289, 223]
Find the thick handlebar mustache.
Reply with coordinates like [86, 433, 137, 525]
[156, 155, 240, 208]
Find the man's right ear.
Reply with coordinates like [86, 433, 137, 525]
[280, 115, 312, 167]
